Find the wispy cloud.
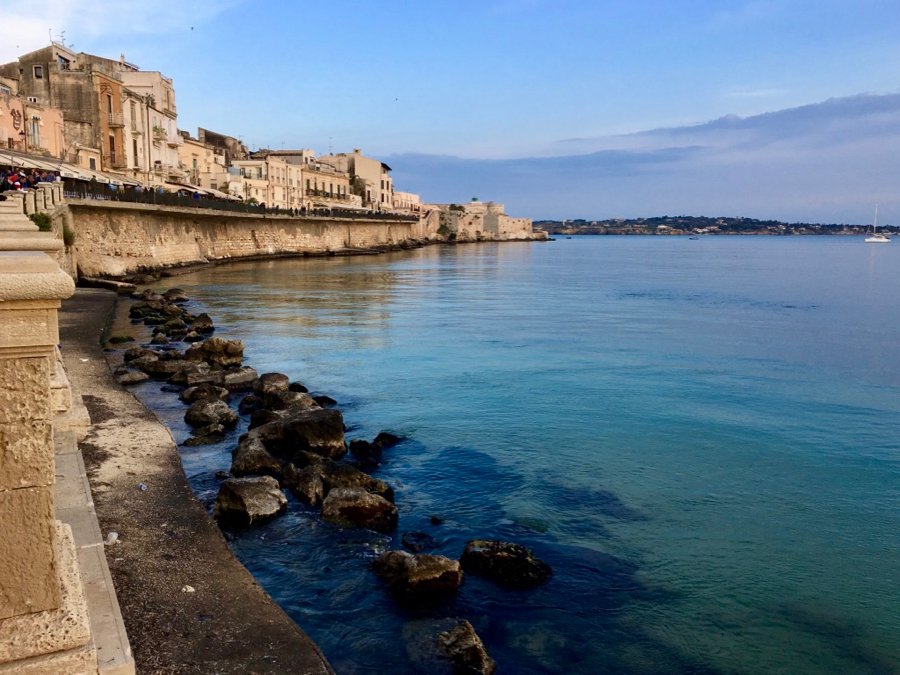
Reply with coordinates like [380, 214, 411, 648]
[0, 1, 242, 62]
[388, 93, 900, 224]
[726, 87, 788, 99]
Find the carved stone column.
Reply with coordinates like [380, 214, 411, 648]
[0, 251, 96, 672]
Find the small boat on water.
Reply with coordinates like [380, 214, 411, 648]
[865, 205, 890, 243]
[689, 235, 699, 240]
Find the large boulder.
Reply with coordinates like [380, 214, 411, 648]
[180, 382, 230, 404]
[281, 462, 325, 507]
[186, 337, 244, 367]
[459, 540, 552, 588]
[214, 476, 287, 526]
[373, 551, 463, 601]
[254, 372, 290, 396]
[321, 487, 397, 533]
[281, 408, 347, 459]
[437, 620, 495, 675]
[190, 312, 215, 334]
[231, 433, 283, 477]
[184, 399, 238, 429]
[319, 461, 394, 502]
[264, 390, 319, 412]
[222, 366, 259, 391]
[139, 358, 193, 379]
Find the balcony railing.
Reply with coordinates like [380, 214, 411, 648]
[103, 152, 127, 169]
[107, 112, 124, 127]
[152, 127, 167, 141]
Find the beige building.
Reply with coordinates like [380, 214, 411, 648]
[392, 190, 422, 214]
[232, 155, 304, 209]
[177, 132, 228, 188]
[319, 149, 393, 209]
[0, 79, 66, 160]
[0, 44, 184, 181]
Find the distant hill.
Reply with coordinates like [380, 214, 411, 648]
[535, 215, 893, 236]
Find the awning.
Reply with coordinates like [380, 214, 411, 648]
[0, 148, 139, 186]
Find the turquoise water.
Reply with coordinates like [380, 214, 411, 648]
[140, 236, 899, 674]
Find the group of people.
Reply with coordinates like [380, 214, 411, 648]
[0, 167, 61, 192]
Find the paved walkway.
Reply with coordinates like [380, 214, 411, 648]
[58, 288, 334, 675]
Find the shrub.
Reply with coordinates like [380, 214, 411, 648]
[63, 225, 75, 247]
[29, 212, 52, 231]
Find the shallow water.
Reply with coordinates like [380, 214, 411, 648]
[132, 236, 900, 674]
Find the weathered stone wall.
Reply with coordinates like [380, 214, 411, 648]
[62, 201, 425, 278]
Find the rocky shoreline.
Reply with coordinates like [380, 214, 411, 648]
[108, 282, 554, 674]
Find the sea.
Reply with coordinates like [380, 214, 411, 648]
[131, 235, 900, 674]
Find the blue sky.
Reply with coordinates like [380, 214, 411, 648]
[4, 1, 900, 222]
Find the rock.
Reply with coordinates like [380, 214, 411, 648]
[107, 334, 134, 344]
[214, 476, 287, 526]
[123, 346, 158, 362]
[375, 431, 403, 449]
[321, 487, 398, 533]
[184, 399, 238, 429]
[163, 317, 187, 332]
[180, 382, 230, 404]
[180, 363, 223, 386]
[288, 381, 309, 393]
[459, 540, 552, 588]
[281, 408, 346, 460]
[430, 515, 444, 526]
[312, 394, 337, 407]
[349, 439, 382, 468]
[160, 384, 183, 393]
[265, 390, 319, 413]
[254, 372, 290, 396]
[183, 432, 225, 446]
[186, 337, 244, 367]
[116, 370, 150, 386]
[282, 463, 325, 506]
[128, 354, 159, 371]
[402, 531, 436, 553]
[140, 358, 193, 379]
[373, 551, 463, 600]
[437, 620, 496, 675]
[238, 393, 262, 414]
[163, 287, 189, 302]
[249, 408, 281, 430]
[150, 333, 169, 345]
[190, 312, 215, 334]
[231, 433, 283, 477]
[319, 461, 394, 502]
[222, 366, 259, 391]
[183, 331, 204, 343]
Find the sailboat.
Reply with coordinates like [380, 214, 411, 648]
[865, 205, 890, 243]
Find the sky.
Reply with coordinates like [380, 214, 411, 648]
[3, 0, 900, 222]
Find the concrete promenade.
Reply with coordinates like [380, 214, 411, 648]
[58, 288, 333, 675]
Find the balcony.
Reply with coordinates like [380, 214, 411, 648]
[104, 152, 127, 169]
[152, 127, 167, 142]
[130, 125, 142, 135]
[107, 112, 124, 127]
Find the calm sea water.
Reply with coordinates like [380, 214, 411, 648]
[135, 236, 900, 674]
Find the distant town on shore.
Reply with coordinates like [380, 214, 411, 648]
[538, 215, 890, 236]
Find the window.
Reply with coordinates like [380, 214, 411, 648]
[33, 65, 43, 79]
[132, 139, 138, 163]
[89, 157, 97, 170]
[107, 94, 113, 114]
[57, 55, 70, 71]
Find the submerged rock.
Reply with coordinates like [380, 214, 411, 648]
[214, 476, 287, 526]
[460, 540, 552, 588]
[115, 369, 150, 386]
[373, 551, 463, 601]
[437, 620, 496, 675]
[180, 382, 230, 404]
[402, 531, 437, 553]
[321, 487, 397, 533]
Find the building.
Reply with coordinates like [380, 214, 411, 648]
[0, 77, 66, 160]
[177, 131, 228, 189]
[0, 44, 184, 181]
[198, 128, 249, 166]
[319, 149, 393, 209]
[392, 190, 422, 214]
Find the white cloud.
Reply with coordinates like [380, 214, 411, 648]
[0, 0, 242, 62]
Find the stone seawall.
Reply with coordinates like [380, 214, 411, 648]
[60, 200, 429, 278]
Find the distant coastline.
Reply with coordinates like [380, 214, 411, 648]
[537, 215, 888, 236]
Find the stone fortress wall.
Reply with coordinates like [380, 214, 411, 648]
[49, 198, 543, 279]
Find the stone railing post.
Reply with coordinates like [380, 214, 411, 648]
[22, 189, 37, 215]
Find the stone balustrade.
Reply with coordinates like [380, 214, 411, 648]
[0, 189, 103, 672]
